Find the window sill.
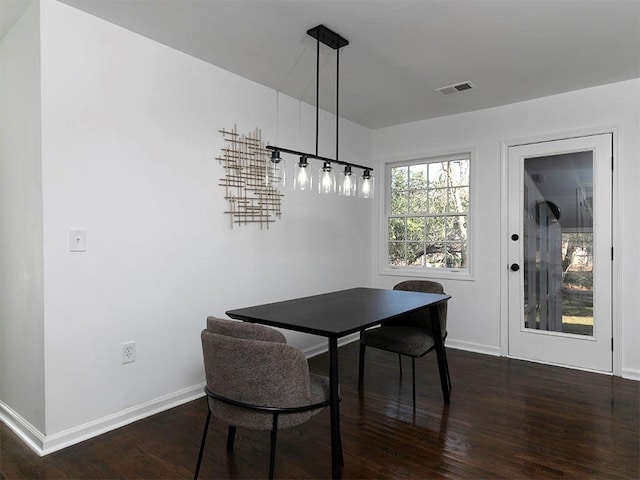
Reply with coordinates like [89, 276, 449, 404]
[379, 266, 475, 281]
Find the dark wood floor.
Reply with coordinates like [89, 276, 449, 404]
[2, 342, 638, 479]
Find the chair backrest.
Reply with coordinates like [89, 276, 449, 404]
[206, 315, 286, 343]
[201, 318, 313, 430]
[391, 280, 448, 337]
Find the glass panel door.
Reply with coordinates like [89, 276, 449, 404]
[507, 134, 612, 373]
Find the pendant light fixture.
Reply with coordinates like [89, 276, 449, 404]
[267, 24, 373, 197]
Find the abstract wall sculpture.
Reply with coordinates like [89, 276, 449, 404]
[217, 125, 283, 229]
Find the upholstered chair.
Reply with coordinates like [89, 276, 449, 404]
[195, 316, 333, 480]
[358, 281, 450, 409]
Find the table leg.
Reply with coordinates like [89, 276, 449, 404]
[329, 337, 342, 479]
[429, 304, 451, 404]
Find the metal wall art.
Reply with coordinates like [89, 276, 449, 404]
[217, 125, 283, 229]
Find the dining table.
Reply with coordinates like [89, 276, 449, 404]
[226, 287, 451, 479]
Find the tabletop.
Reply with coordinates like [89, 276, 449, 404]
[226, 287, 451, 338]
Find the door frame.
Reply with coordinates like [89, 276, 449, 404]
[500, 126, 620, 375]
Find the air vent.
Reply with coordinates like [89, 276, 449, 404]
[436, 81, 476, 96]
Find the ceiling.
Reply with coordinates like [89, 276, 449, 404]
[2, 0, 639, 129]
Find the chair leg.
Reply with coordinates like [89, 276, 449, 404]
[411, 357, 416, 411]
[226, 425, 237, 452]
[398, 354, 403, 376]
[194, 408, 211, 480]
[358, 342, 366, 390]
[269, 414, 279, 480]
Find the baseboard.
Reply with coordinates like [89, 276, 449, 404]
[0, 383, 206, 456]
[621, 367, 640, 381]
[303, 335, 500, 359]
[303, 332, 360, 358]
[0, 402, 46, 455]
[445, 339, 501, 357]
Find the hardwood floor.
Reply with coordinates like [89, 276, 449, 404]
[2, 342, 638, 479]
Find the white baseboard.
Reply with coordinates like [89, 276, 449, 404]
[621, 367, 640, 381]
[445, 339, 501, 357]
[0, 383, 205, 456]
[0, 402, 46, 455]
[303, 334, 500, 359]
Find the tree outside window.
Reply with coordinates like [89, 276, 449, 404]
[386, 155, 470, 271]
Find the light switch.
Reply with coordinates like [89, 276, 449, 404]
[69, 229, 86, 252]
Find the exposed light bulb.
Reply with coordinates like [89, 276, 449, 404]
[359, 170, 375, 199]
[294, 157, 312, 191]
[343, 175, 353, 193]
[362, 179, 371, 196]
[318, 162, 335, 194]
[322, 172, 333, 190]
[339, 165, 356, 196]
[298, 167, 309, 187]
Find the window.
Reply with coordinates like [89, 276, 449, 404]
[384, 153, 471, 277]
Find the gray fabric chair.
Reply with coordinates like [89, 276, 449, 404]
[358, 281, 451, 409]
[194, 316, 332, 480]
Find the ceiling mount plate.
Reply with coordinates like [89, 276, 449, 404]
[307, 24, 349, 50]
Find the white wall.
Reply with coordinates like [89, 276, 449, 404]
[0, 0, 372, 450]
[372, 79, 640, 379]
[0, 0, 46, 434]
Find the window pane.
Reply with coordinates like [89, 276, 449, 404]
[406, 242, 425, 266]
[425, 243, 445, 267]
[408, 189, 427, 213]
[409, 164, 428, 189]
[426, 216, 445, 242]
[447, 160, 469, 187]
[388, 242, 406, 266]
[446, 242, 467, 268]
[388, 218, 405, 241]
[428, 162, 447, 188]
[391, 190, 408, 215]
[445, 216, 467, 241]
[447, 187, 469, 212]
[391, 166, 408, 190]
[407, 217, 426, 241]
[428, 188, 447, 214]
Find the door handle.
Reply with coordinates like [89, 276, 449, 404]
[510, 263, 520, 271]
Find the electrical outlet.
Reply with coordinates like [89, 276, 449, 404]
[122, 341, 135, 364]
[69, 229, 86, 252]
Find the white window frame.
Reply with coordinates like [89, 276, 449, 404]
[379, 150, 476, 281]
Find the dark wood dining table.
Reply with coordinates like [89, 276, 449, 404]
[226, 287, 451, 479]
